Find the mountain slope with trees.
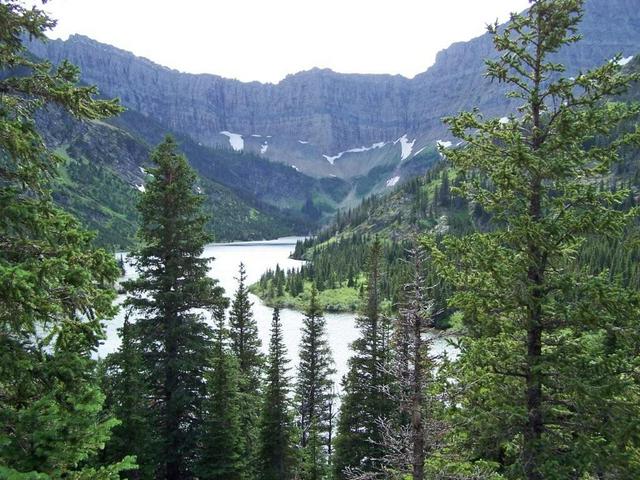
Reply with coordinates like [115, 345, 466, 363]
[36, 101, 351, 247]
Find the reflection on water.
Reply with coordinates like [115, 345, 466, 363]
[102, 237, 453, 386]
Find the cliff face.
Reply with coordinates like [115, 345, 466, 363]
[28, 0, 640, 157]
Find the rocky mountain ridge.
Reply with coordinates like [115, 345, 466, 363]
[28, 0, 640, 166]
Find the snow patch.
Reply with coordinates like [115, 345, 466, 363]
[386, 176, 400, 187]
[499, 117, 510, 124]
[436, 140, 452, 149]
[251, 134, 262, 137]
[322, 141, 387, 165]
[323, 154, 338, 165]
[138, 166, 146, 174]
[394, 135, 415, 161]
[413, 147, 426, 157]
[298, 140, 309, 144]
[135, 184, 145, 193]
[220, 131, 244, 151]
[291, 165, 300, 172]
[260, 142, 269, 155]
[617, 55, 634, 66]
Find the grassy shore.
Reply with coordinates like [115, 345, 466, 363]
[249, 279, 361, 313]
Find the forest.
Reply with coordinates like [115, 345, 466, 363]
[2, 1, 640, 480]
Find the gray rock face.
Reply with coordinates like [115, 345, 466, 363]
[28, 0, 640, 156]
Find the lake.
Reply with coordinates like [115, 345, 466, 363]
[101, 237, 452, 387]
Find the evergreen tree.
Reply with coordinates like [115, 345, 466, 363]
[123, 137, 227, 479]
[259, 308, 295, 480]
[333, 238, 394, 479]
[228, 262, 263, 479]
[229, 262, 263, 377]
[389, 249, 443, 480]
[0, 2, 133, 477]
[197, 310, 244, 480]
[426, 1, 640, 478]
[295, 285, 336, 479]
[101, 314, 155, 480]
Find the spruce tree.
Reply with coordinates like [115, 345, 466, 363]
[0, 2, 134, 477]
[123, 137, 227, 479]
[426, 1, 640, 478]
[197, 310, 244, 480]
[229, 262, 263, 379]
[295, 284, 336, 479]
[259, 308, 295, 480]
[389, 249, 443, 480]
[333, 238, 394, 478]
[228, 262, 263, 479]
[101, 314, 155, 480]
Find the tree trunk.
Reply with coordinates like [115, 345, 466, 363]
[412, 309, 425, 480]
[523, 182, 544, 480]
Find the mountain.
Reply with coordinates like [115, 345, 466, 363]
[302, 55, 640, 285]
[36, 103, 352, 248]
[23, 0, 640, 247]
[37, 108, 324, 248]
[28, 0, 640, 187]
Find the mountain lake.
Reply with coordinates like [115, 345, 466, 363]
[101, 237, 453, 386]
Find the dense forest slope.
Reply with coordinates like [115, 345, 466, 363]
[252, 55, 640, 315]
[37, 106, 349, 248]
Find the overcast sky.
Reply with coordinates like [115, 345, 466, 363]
[40, 0, 530, 84]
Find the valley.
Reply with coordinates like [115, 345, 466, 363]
[25, 0, 640, 249]
[4, 1, 640, 479]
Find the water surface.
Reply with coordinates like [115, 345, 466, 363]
[102, 237, 453, 386]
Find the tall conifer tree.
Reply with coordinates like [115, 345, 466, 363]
[197, 310, 244, 480]
[124, 137, 227, 480]
[228, 262, 263, 479]
[101, 314, 155, 480]
[295, 284, 336, 479]
[333, 238, 394, 478]
[259, 307, 295, 480]
[426, 1, 640, 478]
[0, 2, 133, 477]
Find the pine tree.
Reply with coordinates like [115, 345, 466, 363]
[229, 262, 263, 379]
[333, 238, 394, 479]
[101, 314, 155, 479]
[123, 136, 227, 479]
[228, 262, 263, 479]
[389, 249, 444, 480]
[259, 308, 295, 480]
[295, 284, 336, 479]
[197, 310, 244, 480]
[0, 2, 134, 478]
[426, 1, 640, 478]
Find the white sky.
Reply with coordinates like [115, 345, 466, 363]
[39, 0, 530, 84]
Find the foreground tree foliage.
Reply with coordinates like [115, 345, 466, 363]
[196, 311, 244, 480]
[228, 262, 263, 479]
[101, 315, 155, 480]
[333, 238, 394, 479]
[386, 249, 445, 480]
[0, 1, 135, 478]
[259, 307, 295, 480]
[295, 285, 336, 479]
[425, 1, 640, 478]
[122, 137, 227, 479]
